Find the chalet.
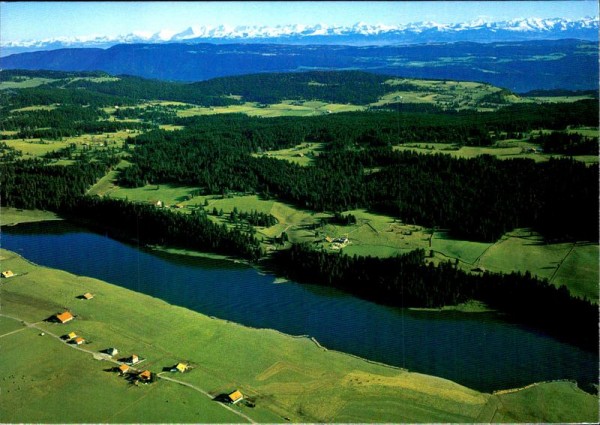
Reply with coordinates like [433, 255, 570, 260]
[55, 311, 74, 324]
[139, 370, 152, 382]
[73, 337, 85, 345]
[227, 390, 244, 404]
[174, 362, 188, 373]
[106, 347, 118, 356]
[129, 354, 140, 364]
[118, 364, 130, 375]
[1, 270, 15, 278]
[82, 292, 94, 300]
[67, 332, 77, 340]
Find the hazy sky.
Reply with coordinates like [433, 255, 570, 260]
[2, 1, 599, 42]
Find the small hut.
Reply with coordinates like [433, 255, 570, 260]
[105, 347, 118, 357]
[227, 390, 244, 404]
[55, 311, 74, 324]
[118, 364, 130, 375]
[173, 362, 188, 373]
[1, 270, 15, 278]
[139, 370, 152, 382]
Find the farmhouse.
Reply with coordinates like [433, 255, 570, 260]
[118, 364, 130, 375]
[1, 270, 15, 278]
[55, 311, 74, 324]
[138, 370, 152, 382]
[129, 354, 140, 364]
[72, 337, 85, 345]
[227, 390, 244, 404]
[105, 347, 118, 356]
[67, 331, 77, 340]
[173, 362, 188, 373]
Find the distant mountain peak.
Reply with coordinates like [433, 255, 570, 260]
[1, 17, 597, 57]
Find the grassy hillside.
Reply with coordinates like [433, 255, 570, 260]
[0, 248, 597, 423]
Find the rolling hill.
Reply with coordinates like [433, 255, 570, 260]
[1, 39, 598, 92]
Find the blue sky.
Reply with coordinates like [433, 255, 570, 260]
[2, 1, 598, 42]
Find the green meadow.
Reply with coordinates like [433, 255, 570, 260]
[3, 130, 130, 160]
[0, 77, 57, 89]
[252, 142, 324, 166]
[175, 101, 364, 118]
[0, 207, 62, 226]
[393, 141, 599, 164]
[373, 78, 528, 111]
[0, 248, 596, 423]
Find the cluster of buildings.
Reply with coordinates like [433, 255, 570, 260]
[6, 269, 246, 406]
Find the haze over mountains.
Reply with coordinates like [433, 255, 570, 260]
[1, 16, 598, 93]
[2, 17, 597, 56]
[2, 39, 597, 93]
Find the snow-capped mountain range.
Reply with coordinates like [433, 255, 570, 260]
[2, 17, 598, 56]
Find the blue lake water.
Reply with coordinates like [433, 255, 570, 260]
[1, 220, 597, 392]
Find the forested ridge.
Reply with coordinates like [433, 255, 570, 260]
[119, 108, 598, 242]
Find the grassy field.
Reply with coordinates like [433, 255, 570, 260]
[0, 77, 57, 90]
[11, 105, 58, 112]
[0, 248, 596, 423]
[431, 231, 492, 265]
[393, 141, 599, 164]
[551, 243, 599, 302]
[0, 207, 62, 226]
[3, 130, 130, 160]
[253, 142, 325, 166]
[103, 183, 199, 206]
[475, 229, 599, 303]
[175, 101, 364, 119]
[374, 78, 529, 111]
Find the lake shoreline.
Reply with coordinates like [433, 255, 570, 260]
[2, 213, 598, 395]
[1, 245, 596, 407]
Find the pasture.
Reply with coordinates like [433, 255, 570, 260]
[476, 229, 599, 303]
[1, 248, 596, 423]
[253, 142, 324, 166]
[2, 130, 131, 160]
[0, 207, 61, 226]
[374, 78, 528, 111]
[551, 243, 599, 303]
[104, 183, 198, 206]
[393, 141, 599, 164]
[0, 77, 56, 90]
[176, 101, 364, 118]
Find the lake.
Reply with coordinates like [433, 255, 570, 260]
[1, 220, 597, 393]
